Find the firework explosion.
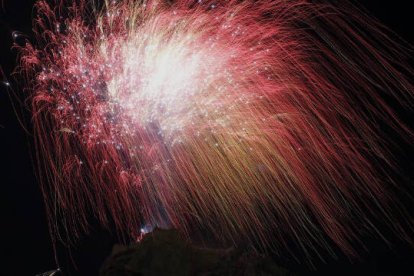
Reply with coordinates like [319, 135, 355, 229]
[18, 0, 413, 261]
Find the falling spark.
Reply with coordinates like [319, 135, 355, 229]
[17, 0, 414, 262]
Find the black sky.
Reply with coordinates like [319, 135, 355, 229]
[1, 1, 413, 275]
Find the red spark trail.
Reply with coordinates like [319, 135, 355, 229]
[17, 0, 414, 263]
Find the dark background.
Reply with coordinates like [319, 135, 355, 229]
[1, 1, 413, 275]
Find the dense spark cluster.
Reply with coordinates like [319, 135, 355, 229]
[19, 0, 413, 261]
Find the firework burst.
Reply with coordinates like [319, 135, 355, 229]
[18, 0, 414, 262]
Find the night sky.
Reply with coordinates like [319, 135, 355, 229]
[1, 1, 414, 275]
